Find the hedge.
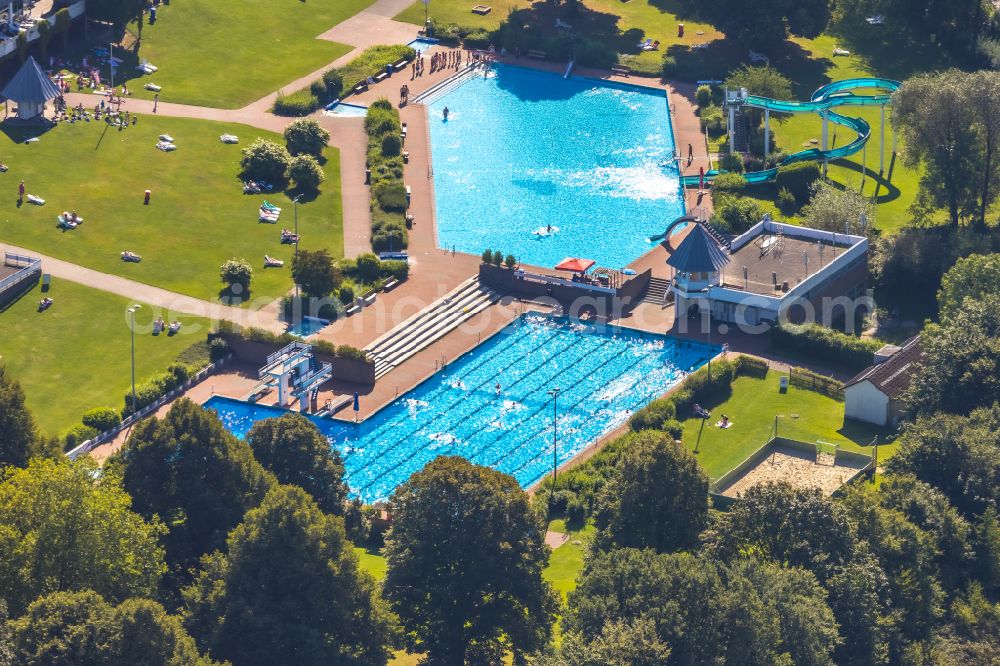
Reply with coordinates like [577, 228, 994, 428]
[273, 90, 320, 116]
[770, 323, 880, 371]
[337, 44, 415, 87]
[364, 99, 408, 252]
[787, 365, 845, 401]
[774, 162, 821, 203]
[217, 324, 369, 363]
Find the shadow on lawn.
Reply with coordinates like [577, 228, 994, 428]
[0, 118, 57, 144]
[830, 157, 902, 205]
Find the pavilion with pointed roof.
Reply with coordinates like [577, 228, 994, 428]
[2, 56, 60, 120]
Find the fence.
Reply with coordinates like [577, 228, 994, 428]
[66, 354, 233, 460]
[0, 252, 41, 295]
[788, 365, 844, 401]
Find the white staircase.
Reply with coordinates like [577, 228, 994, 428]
[364, 277, 502, 380]
[412, 64, 482, 105]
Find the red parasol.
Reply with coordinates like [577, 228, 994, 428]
[555, 257, 596, 273]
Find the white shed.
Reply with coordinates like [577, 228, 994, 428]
[843, 336, 921, 427]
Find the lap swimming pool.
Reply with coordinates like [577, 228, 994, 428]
[205, 315, 715, 502]
[427, 64, 686, 269]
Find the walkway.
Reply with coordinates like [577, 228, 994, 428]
[0, 242, 286, 330]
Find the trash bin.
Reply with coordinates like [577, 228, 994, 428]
[678, 23, 684, 37]
[385, 64, 393, 78]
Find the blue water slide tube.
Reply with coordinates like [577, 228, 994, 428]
[680, 78, 901, 188]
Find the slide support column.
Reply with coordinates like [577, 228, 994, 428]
[880, 104, 886, 173]
[728, 103, 736, 154]
[764, 108, 770, 158]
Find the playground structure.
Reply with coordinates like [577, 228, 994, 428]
[251, 341, 332, 410]
[682, 78, 901, 188]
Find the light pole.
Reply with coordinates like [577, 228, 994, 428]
[127, 305, 141, 415]
[293, 194, 302, 300]
[548, 387, 561, 488]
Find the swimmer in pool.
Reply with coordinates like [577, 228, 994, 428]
[546, 223, 552, 234]
[443, 106, 449, 120]
[495, 383, 501, 395]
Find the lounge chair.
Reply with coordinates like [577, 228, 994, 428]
[168, 321, 182, 334]
[264, 255, 284, 267]
[37, 297, 53, 311]
[159, 134, 174, 142]
[643, 40, 660, 51]
[144, 83, 162, 92]
[155, 141, 177, 152]
[220, 133, 238, 144]
[259, 212, 279, 223]
[27, 194, 44, 205]
[637, 38, 652, 49]
[120, 251, 141, 262]
[261, 201, 282, 213]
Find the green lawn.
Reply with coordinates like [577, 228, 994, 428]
[354, 546, 387, 581]
[0, 117, 342, 305]
[116, 0, 374, 108]
[0, 280, 211, 436]
[680, 374, 891, 483]
[543, 523, 592, 602]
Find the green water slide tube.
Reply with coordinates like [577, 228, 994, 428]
[680, 78, 901, 188]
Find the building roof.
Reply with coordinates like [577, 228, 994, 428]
[1, 56, 60, 104]
[844, 335, 922, 399]
[667, 224, 731, 273]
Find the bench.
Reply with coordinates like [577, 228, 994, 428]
[352, 81, 368, 94]
[362, 290, 378, 306]
[405, 184, 412, 207]
[383, 277, 400, 291]
[472, 4, 492, 14]
[379, 251, 409, 262]
[611, 65, 631, 76]
[393, 59, 409, 72]
[345, 303, 361, 316]
[527, 49, 547, 59]
[374, 71, 389, 83]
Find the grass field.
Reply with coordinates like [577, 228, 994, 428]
[116, 0, 373, 108]
[0, 116, 342, 305]
[680, 374, 891, 483]
[0, 280, 211, 436]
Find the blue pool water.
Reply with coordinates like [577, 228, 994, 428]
[324, 102, 368, 117]
[427, 64, 685, 269]
[286, 316, 330, 337]
[407, 37, 439, 54]
[206, 315, 716, 502]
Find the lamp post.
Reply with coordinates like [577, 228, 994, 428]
[293, 194, 302, 299]
[126, 305, 141, 415]
[548, 387, 561, 488]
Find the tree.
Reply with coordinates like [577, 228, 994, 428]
[713, 196, 766, 233]
[383, 457, 557, 664]
[283, 118, 330, 157]
[288, 154, 325, 192]
[703, 0, 830, 49]
[965, 71, 1000, 230]
[109, 399, 272, 588]
[824, 556, 892, 665]
[183, 485, 394, 666]
[0, 458, 166, 616]
[594, 430, 708, 553]
[291, 249, 341, 299]
[706, 482, 857, 580]
[86, 0, 144, 33]
[725, 65, 793, 103]
[893, 72, 980, 227]
[801, 181, 875, 235]
[558, 619, 672, 666]
[906, 295, 1000, 415]
[0, 364, 40, 468]
[240, 138, 291, 184]
[246, 413, 347, 515]
[10, 591, 217, 666]
[938, 253, 1000, 321]
[219, 258, 252, 291]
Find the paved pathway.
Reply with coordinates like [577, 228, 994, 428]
[1, 242, 286, 330]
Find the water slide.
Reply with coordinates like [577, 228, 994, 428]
[648, 214, 699, 242]
[680, 78, 901, 188]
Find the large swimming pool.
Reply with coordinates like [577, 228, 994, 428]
[206, 315, 715, 502]
[427, 64, 685, 269]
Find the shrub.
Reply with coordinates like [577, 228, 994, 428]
[322, 69, 344, 100]
[504, 254, 516, 269]
[719, 152, 744, 174]
[777, 187, 796, 215]
[369, 97, 394, 112]
[699, 104, 724, 133]
[482, 249, 493, 263]
[714, 198, 765, 234]
[336, 345, 369, 361]
[371, 223, 407, 252]
[81, 407, 120, 432]
[662, 419, 685, 441]
[337, 45, 415, 87]
[771, 323, 881, 371]
[661, 54, 677, 77]
[629, 397, 677, 432]
[364, 106, 400, 137]
[355, 253, 382, 282]
[209, 337, 230, 361]
[491, 250, 504, 267]
[463, 29, 492, 50]
[565, 496, 587, 526]
[288, 154, 325, 191]
[220, 258, 253, 289]
[284, 118, 330, 157]
[64, 424, 98, 450]
[338, 285, 356, 305]
[272, 90, 319, 116]
[775, 161, 821, 203]
[381, 132, 402, 157]
[373, 181, 407, 212]
[240, 138, 291, 184]
[695, 84, 713, 107]
[711, 172, 746, 194]
[382, 259, 409, 281]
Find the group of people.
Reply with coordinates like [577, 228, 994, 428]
[153, 317, 182, 335]
[411, 49, 464, 79]
[398, 84, 411, 106]
[693, 403, 733, 429]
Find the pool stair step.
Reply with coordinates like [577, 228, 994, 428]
[643, 277, 673, 306]
[364, 277, 502, 380]
[412, 63, 481, 105]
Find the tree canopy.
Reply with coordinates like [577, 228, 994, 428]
[0, 457, 165, 616]
[182, 484, 394, 666]
[291, 249, 342, 299]
[938, 253, 1000, 321]
[109, 399, 273, 587]
[245, 412, 347, 515]
[383, 457, 557, 664]
[702, 0, 831, 49]
[594, 430, 708, 553]
[0, 364, 42, 468]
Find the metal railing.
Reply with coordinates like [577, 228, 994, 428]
[1, 252, 41, 295]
